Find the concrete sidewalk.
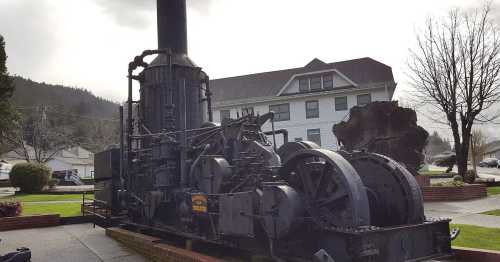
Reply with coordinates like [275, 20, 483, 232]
[425, 194, 500, 228]
[0, 224, 146, 262]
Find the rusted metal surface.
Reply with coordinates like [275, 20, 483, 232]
[333, 101, 429, 174]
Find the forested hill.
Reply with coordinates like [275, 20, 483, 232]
[11, 76, 119, 118]
[9, 76, 120, 153]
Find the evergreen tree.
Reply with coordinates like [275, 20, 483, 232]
[425, 131, 452, 157]
[0, 35, 19, 150]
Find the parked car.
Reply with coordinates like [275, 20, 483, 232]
[478, 158, 500, 168]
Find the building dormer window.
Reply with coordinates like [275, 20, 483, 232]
[297, 73, 335, 93]
[310, 76, 322, 91]
[323, 74, 333, 89]
[299, 78, 309, 92]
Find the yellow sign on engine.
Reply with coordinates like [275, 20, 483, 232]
[191, 194, 208, 213]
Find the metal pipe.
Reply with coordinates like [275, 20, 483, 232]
[179, 79, 188, 186]
[127, 70, 133, 190]
[129, 125, 221, 139]
[119, 105, 124, 188]
[157, 0, 188, 54]
[264, 129, 288, 144]
[204, 76, 213, 122]
[270, 112, 277, 151]
[188, 144, 210, 187]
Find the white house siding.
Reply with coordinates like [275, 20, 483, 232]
[484, 150, 500, 159]
[47, 159, 73, 174]
[213, 87, 390, 150]
[74, 164, 94, 178]
[47, 160, 94, 178]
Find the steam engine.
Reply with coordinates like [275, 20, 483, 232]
[94, 0, 453, 261]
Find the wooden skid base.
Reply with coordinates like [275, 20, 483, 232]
[106, 227, 225, 262]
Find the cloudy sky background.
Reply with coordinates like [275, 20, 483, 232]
[0, 0, 499, 140]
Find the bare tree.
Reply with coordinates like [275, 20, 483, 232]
[469, 129, 488, 173]
[408, 3, 500, 177]
[4, 106, 74, 163]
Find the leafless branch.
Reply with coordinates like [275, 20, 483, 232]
[408, 2, 500, 176]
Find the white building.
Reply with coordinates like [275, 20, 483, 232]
[1, 146, 94, 179]
[483, 141, 500, 160]
[210, 57, 396, 150]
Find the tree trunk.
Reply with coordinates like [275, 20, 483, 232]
[449, 117, 463, 176]
[458, 131, 471, 178]
[457, 148, 468, 177]
[470, 134, 477, 174]
[455, 144, 465, 177]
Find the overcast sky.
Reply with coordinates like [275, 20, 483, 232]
[0, 0, 498, 139]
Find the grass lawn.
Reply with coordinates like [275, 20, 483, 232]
[0, 193, 94, 202]
[480, 209, 500, 216]
[487, 186, 500, 196]
[0, 193, 93, 218]
[451, 224, 500, 251]
[21, 202, 82, 217]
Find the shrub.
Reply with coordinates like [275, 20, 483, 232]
[0, 201, 22, 218]
[453, 175, 464, 182]
[9, 163, 51, 193]
[464, 170, 477, 184]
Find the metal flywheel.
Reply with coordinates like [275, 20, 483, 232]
[280, 149, 370, 228]
[341, 151, 424, 226]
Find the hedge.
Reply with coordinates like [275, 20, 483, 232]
[9, 163, 51, 193]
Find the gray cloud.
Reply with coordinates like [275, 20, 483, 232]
[94, 0, 155, 29]
[0, 0, 57, 78]
[94, 0, 214, 29]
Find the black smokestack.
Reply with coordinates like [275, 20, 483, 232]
[157, 0, 188, 54]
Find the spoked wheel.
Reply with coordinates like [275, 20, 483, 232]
[341, 151, 424, 226]
[277, 141, 320, 163]
[280, 149, 370, 228]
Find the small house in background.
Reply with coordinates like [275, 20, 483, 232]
[0, 160, 13, 180]
[483, 141, 500, 160]
[48, 147, 94, 178]
[1, 146, 94, 179]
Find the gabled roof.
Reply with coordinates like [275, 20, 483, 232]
[304, 58, 327, 69]
[210, 57, 395, 103]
